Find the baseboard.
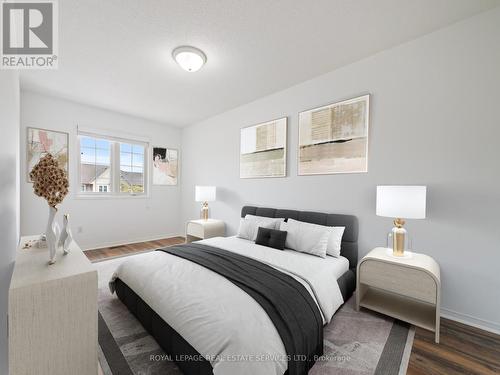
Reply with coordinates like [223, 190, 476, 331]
[83, 233, 185, 251]
[441, 308, 500, 335]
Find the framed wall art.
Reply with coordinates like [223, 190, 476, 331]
[298, 94, 370, 175]
[26, 127, 69, 182]
[152, 147, 178, 185]
[240, 117, 287, 178]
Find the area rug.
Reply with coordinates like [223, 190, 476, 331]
[95, 254, 415, 375]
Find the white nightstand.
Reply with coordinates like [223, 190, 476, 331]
[185, 219, 225, 243]
[356, 247, 441, 343]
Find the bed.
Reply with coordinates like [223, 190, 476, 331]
[110, 206, 358, 375]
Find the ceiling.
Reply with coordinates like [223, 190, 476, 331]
[20, 0, 500, 126]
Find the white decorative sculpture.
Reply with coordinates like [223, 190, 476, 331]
[59, 214, 73, 254]
[46, 206, 58, 264]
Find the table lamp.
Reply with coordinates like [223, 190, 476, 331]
[195, 186, 216, 220]
[376, 186, 426, 256]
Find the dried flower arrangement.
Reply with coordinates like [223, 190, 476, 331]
[30, 153, 69, 207]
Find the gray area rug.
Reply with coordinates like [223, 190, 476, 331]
[95, 253, 414, 375]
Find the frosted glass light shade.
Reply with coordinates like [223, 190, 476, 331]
[195, 186, 216, 202]
[376, 186, 426, 219]
[173, 46, 207, 72]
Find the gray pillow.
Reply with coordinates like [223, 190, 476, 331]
[255, 227, 287, 250]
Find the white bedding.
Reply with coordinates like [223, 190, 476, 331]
[109, 236, 348, 375]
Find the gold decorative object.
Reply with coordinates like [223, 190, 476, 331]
[30, 153, 69, 264]
[30, 153, 69, 207]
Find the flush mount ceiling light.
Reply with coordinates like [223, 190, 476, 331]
[172, 46, 207, 72]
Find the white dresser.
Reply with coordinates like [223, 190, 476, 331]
[9, 235, 98, 375]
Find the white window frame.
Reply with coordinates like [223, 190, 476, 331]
[77, 128, 150, 199]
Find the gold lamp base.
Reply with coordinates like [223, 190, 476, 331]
[392, 218, 407, 257]
[201, 201, 209, 220]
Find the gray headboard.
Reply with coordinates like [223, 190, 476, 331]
[241, 206, 359, 269]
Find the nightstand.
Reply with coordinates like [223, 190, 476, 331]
[185, 219, 225, 243]
[356, 247, 441, 343]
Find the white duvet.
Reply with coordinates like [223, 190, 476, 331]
[109, 236, 348, 375]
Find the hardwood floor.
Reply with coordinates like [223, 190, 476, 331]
[83, 236, 185, 262]
[408, 318, 500, 375]
[86, 237, 500, 375]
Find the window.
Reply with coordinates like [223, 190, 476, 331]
[80, 136, 111, 193]
[78, 131, 148, 197]
[120, 143, 145, 193]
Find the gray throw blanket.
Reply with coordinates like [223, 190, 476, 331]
[157, 243, 323, 375]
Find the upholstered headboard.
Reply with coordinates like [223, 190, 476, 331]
[241, 206, 359, 269]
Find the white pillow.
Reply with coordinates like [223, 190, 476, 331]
[279, 219, 328, 258]
[237, 215, 284, 241]
[244, 214, 284, 230]
[279, 219, 345, 258]
[327, 225, 345, 257]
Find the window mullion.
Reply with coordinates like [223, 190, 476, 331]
[143, 145, 148, 193]
[113, 141, 120, 194]
[77, 136, 82, 193]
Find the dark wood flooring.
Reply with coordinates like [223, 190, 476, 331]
[85, 238, 500, 374]
[408, 318, 500, 375]
[83, 236, 185, 262]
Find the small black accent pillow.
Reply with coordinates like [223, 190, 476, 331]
[255, 227, 287, 250]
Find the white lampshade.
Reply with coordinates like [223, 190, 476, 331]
[376, 186, 426, 219]
[195, 186, 216, 202]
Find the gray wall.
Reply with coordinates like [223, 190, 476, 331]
[0, 71, 20, 375]
[181, 8, 500, 331]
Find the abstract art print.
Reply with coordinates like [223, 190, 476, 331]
[240, 117, 287, 178]
[27, 127, 69, 182]
[298, 94, 370, 175]
[152, 147, 178, 185]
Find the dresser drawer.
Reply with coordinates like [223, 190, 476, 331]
[359, 260, 437, 304]
[187, 222, 204, 238]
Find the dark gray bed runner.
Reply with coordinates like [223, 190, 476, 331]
[157, 243, 323, 375]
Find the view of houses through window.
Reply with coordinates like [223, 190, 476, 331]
[120, 143, 145, 193]
[79, 134, 147, 195]
[80, 137, 111, 193]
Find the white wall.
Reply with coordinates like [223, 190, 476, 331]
[21, 92, 183, 249]
[0, 71, 20, 375]
[181, 8, 500, 332]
